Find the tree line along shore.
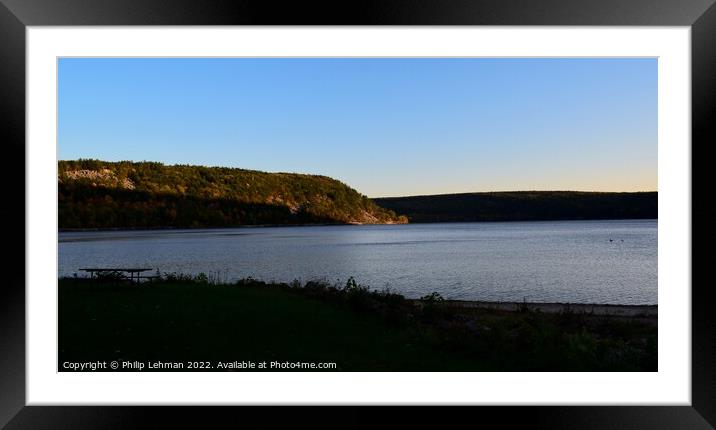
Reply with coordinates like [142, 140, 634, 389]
[59, 159, 656, 230]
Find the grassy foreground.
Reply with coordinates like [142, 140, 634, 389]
[58, 276, 657, 371]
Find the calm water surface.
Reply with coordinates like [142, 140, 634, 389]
[59, 220, 657, 304]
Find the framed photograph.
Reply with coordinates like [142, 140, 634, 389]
[2, 0, 713, 428]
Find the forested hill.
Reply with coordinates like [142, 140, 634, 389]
[374, 191, 657, 223]
[58, 160, 407, 229]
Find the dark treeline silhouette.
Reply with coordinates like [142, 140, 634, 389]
[374, 191, 657, 223]
[59, 159, 407, 229]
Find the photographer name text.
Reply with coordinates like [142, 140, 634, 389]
[61, 360, 337, 371]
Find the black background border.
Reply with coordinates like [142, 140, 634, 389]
[1, 1, 714, 428]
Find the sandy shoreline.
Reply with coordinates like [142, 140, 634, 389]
[410, 299, 657, 317]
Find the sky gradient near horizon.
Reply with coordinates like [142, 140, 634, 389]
[58, 58, 657, 197]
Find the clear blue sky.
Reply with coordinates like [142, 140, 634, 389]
[58, 58, 657, 197]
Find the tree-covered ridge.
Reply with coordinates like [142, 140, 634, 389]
[375, 191, 657, 223]
[58, 159, 408, 229]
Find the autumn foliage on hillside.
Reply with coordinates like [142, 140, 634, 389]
[58, 159, 407, 229]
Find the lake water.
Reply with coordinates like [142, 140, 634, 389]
[58, 220, 657, 304]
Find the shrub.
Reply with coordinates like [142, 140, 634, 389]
[342, 277, 373, 311]
[419, 292, 445, 304]
[161, 272, 196, 283]
[419, 292, 446, 320]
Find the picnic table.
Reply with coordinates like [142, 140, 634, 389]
[79, 268, 158, 283]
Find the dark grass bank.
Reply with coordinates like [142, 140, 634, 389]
[58, 276, 657, 372]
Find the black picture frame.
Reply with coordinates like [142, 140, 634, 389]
[1, 0, 713, 428]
